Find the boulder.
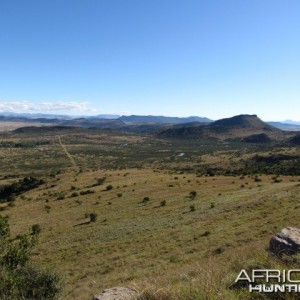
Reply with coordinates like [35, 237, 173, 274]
[92, 287, 138, 300]
[269, 227, 300, 256]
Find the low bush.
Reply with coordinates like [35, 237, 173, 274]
[0, 216, 61, 299]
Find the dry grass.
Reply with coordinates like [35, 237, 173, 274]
[1, 129, 300, 299]
[2, 168, 300, 299]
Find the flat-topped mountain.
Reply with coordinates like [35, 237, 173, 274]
[211, 114, 273, 129]
[158, 114, 289, 142]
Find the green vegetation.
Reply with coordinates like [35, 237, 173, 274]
[0, 177, 44, 203]
[0, 216, 61, 299]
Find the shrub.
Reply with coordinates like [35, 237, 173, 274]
[90, 213, 97, 223]
[201, 230, 211, 237]
[79, 190, 94, 195]
[160, 200, 166, 207]
[143, 197, 150, 204]
[31, 224, 41, 235]
[190, 205, 195, 212]
[0, 216, 61, 299]
[45, 205, 51, 213]
[189, 191, 197, 199]
[96, 178, 106, 185]
[106, 185, 113, 191]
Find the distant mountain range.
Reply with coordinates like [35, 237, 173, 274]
[6, 113, 300, 145]
[2, 112, 300, 145]
[1, 112, 300, 136]
[282, 120, 300, 125]
[0, 112, 120, 120]
[118, 115, 212, 124]
[267, 122, 300, 131]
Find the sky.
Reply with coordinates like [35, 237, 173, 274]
[0, 0, 299, 121]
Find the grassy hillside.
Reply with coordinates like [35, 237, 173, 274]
[0, 128, 300, 299]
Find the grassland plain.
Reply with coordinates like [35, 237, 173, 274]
[1, 128, 300, 299]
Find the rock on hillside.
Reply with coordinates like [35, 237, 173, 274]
[269, 227, 300, 256]
[92, 287, 138, 300]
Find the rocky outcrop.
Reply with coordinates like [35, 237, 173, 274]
[269, 227, 300, 256]
[92, 287, 138, 300]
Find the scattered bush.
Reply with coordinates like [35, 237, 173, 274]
[79, 189, 94, 195]
[106, 185, 113, 191]
[45, 205, 51, 213]
[201, 230, 211, 237]
[160, 200, 166, 207]
[89, 213, 97, 223]
[96, 178, 106, 186]
[143, 197, 150, 204]
[190, 205, 195, 212]
[189, 191, 197, 199]
[31, 224, 41, 235]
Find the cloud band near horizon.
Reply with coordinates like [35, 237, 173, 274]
[0, 101, 96, 113]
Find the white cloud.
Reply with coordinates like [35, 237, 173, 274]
[0, 100, 97, 113]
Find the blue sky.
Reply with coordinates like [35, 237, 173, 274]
[0, 0, 299, 121]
